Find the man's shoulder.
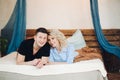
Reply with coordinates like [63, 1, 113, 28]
[23, 38, 34, 42]
[21, 38, 34, 45]
[42, 42, 50, 50]
[44, 42, 50, 46]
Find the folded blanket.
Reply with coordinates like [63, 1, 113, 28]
[74, 47, 102, 62]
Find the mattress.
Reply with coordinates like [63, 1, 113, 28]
[0, 52, 108, 80]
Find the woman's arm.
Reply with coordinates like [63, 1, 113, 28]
[48, 62, 67, 65]
[66, 45, 77, 63]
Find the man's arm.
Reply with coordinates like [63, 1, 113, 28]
[16, 53, 25, 64]
[16, 53, 40, 66]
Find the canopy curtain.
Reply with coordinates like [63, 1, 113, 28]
[90, 0, 120, 59]
[2, 0, 26, 54]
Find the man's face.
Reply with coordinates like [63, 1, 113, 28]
[34, 32, 47, 47]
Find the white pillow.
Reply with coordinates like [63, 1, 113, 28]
[67, 29, 86, 50]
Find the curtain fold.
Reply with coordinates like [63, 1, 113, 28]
[90, 0, 120, 59]
[1, 1, 17, 48]
[3, 0, 26, 54]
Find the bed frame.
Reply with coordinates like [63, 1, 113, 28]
[26, 29, 120, 72]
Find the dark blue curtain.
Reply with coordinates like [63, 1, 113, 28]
[90, 0, 120, 59]
[3, 0, 26, 54]
[1, 1, 18, 48]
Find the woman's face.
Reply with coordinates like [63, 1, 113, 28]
[34, 32, 47, 47]
[48, 35, 59, 48]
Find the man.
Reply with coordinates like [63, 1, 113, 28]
[16, 27, 50, 68]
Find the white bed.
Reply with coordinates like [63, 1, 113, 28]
[0, 52, 108, 80]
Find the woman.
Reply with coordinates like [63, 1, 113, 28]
[48, 29, 78, 64]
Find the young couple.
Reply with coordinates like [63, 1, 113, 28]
[16, 27, 77, 68]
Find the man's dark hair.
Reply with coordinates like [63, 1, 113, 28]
[35, 27, 49, 35]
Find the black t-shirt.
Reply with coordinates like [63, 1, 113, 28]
[17, 38, 50, 61]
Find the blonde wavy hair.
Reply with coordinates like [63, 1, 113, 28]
[49, 29, 67, 49]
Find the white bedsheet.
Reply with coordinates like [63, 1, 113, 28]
[0, 52, 107, 77]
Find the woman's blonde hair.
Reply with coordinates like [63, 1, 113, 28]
[49, 29, 67, 49]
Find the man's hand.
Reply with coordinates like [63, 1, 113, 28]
[31, 59, 41, 66]
[36, 57, 48, 68]
[36, 61, 44, 68]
